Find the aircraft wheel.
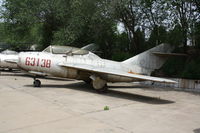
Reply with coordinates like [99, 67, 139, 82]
[91, 76, 108, 93]
[33, 79, 41, 87]
[96, 84, 108, 93]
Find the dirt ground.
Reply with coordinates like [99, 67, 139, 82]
[0, 70, 200, 133]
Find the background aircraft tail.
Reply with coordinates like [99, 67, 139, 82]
[81, 43, 99, 52]
[122, 43, 175, 75]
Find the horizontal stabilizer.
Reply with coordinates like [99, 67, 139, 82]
[153, 52, 187, 57]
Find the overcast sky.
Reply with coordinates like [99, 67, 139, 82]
[0, 0, 3, 10]
[0, 0, 3, 22]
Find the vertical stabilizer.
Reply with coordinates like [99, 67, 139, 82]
[122, 43, 174, 75]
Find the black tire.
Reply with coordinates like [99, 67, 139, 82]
[33, 79, 41, 87]
[83, 79, 92, 84]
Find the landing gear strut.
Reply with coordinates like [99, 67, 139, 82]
[33, 78, 41, 87]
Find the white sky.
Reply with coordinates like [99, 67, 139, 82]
[117, 22, 125, 34]
[0, 0, 4, 22]
[0, 0, 2, 6]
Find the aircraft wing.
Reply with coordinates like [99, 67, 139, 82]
[152, 52, 187, 57]
[58, 63, 177, 84]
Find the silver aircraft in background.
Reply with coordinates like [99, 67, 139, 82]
[7, 43, 177, 92]
[0, 50, 18, 70]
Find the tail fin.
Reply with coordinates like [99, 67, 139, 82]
[122, 43, 175, 75]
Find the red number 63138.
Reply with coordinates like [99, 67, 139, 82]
[25, 57, 51, 68]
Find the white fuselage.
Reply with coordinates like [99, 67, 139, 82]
[18, 52, 136, 82]
[0, 54, 18, 69]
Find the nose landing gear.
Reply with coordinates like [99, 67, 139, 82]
[33, 78, 41, 87]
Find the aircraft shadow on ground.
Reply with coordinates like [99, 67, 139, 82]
[0, 70, 28, 77]
[25, 82, 175, 105]
[194, 128, 200, 133]
[108, 85, 151, 89]
[109, 85, 174, 92]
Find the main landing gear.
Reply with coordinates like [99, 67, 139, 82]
[33, 78, 41, 87]
[89, 75, 108, 93]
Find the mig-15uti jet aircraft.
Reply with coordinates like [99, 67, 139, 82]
[8, 43, 177, 92]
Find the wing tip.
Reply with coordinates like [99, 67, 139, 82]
[163, 79, 178, 84]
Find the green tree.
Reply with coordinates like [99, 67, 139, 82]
[147, 26, 168, 49]
[168, 0, 199, 51]
[0, 23, 6, 41]
[193, 0, 200, 12]
[167, 25, 183, 46]
[2, 0, 71, 49]
[109, 0, 141, 54]
[52, 0, 117, 58]
[194, 22, 200, 48]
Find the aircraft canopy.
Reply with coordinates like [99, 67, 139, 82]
[43, 45, 89, 55]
